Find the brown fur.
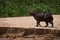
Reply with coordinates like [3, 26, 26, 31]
[29, 11, 54, 27]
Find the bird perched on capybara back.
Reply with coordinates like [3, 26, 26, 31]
[29, 10, 54, 27]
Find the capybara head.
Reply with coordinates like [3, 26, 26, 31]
[29, 10, 37, 16]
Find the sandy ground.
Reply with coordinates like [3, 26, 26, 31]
[0, 34, 60, 40]
[0, 15, 60, 40]
[0, 37, 45, 40]
[0, 15, 60, 28]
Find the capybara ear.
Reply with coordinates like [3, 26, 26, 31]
[29, 12, 32, 15]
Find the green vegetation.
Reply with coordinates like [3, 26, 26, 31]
[0, 0, 60, 17]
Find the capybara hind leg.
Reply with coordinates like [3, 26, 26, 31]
[45, 22, 48, 27]
[50, 22, 53, 27]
